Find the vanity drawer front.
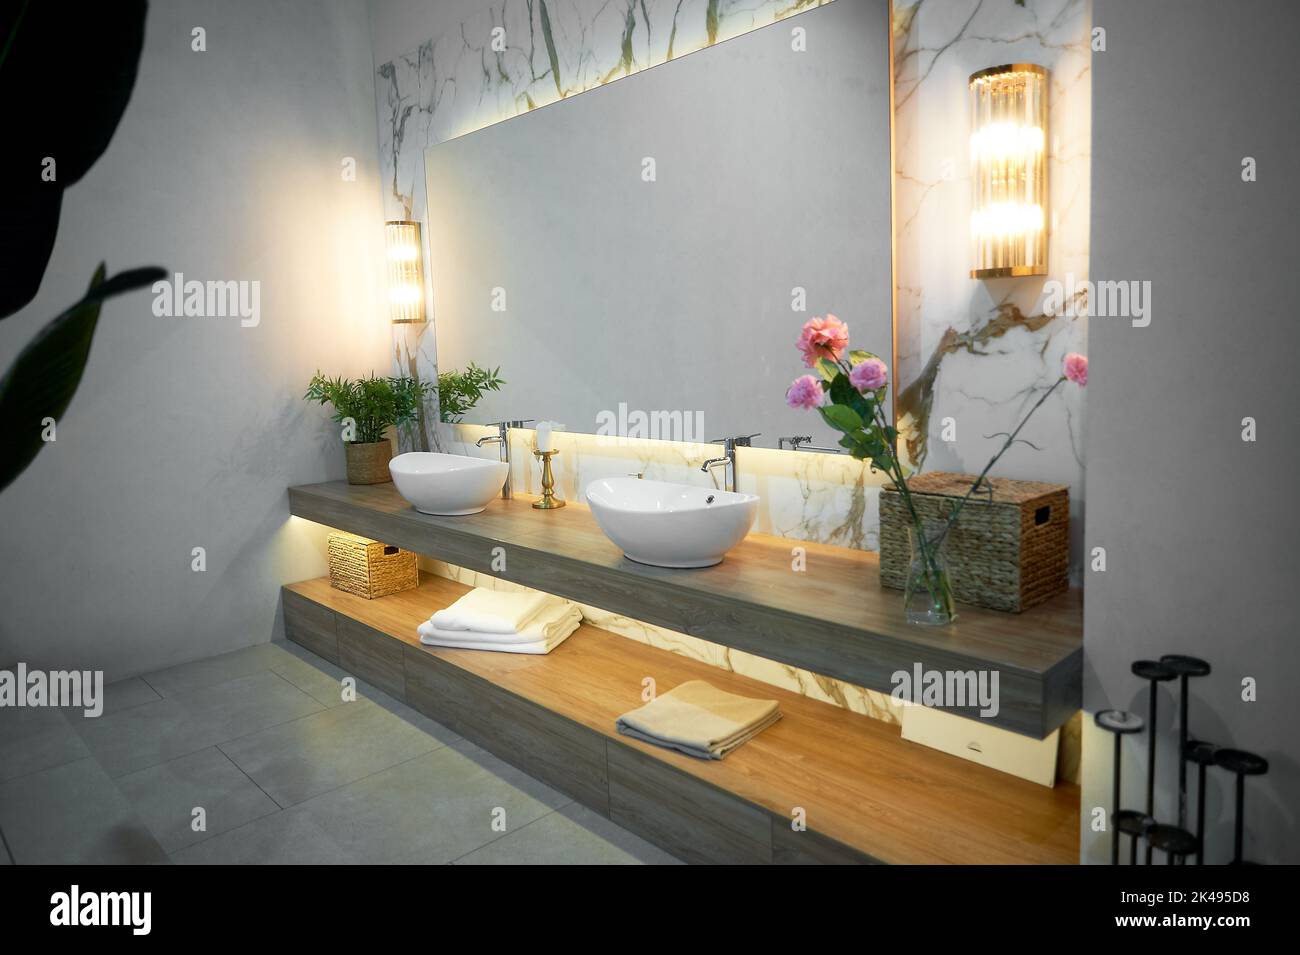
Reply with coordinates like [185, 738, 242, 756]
[282, 589, 339, 664]
[607, 743, 772, 864]
[771, 822, 880, 865]
[403, 647, 609, 814]
[482, 683, 610, 815]
[337, 617, 406, 699]
[402, 646, 484, 735]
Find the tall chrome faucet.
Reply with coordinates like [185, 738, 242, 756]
[700, 433, 759, 493]
[476, 419, 534, 499]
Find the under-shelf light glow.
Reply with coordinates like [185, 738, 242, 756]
[969, 64, 1049, 278]
[384, 220, 426, 324]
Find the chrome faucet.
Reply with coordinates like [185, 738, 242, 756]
[778, 434, 843, 454]
[700, 433, 759, 493]
[475, 419, 534, 499]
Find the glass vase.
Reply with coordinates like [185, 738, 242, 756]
[903, 525, 957, 626]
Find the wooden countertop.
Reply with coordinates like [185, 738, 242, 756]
[286, 575, 1081, 864]
[288, 480, 1081, 737]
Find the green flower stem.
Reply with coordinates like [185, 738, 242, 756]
[864, 396, 950, 615]
[826, 356, 951, 608]
[935, 375, 1067, 543]
[813, 351, 1067, 623]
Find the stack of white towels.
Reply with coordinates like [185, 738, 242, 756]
[417, 587, 582, 655]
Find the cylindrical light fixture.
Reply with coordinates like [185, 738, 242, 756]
[969, 64, 1049, 278]
[384, 220, 425, 323]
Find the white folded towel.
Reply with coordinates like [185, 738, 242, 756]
[417, 634, 569, 655]
[430, 587, 555, 634]
[417, 604, 581, 655]
[420, 601, 581, 645]
[417, 599, 583, 655]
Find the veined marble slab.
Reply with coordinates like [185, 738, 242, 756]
[435, 422, 888, 550]
[893, 0, 1091, 574]
[375, 0, 834, 219]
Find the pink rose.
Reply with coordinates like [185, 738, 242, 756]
[796, 314, 850, 368]
[1063, 352, 1088, 387]
[785, 374, 826, 410]
[850, 356, 888, 392]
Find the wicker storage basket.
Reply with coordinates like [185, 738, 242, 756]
[879, 472, 1069, 613]
[326, 532, 418, 599]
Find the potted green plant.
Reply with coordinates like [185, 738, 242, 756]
[304, 373, 435, 485]
[438, 363, 505, 423]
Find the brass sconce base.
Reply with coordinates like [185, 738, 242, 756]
[970, 265, 1048, 279]
[532, 450, 565, 509]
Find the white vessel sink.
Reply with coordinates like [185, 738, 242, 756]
[585, 477, 759, 568]
[390, 452, 508, 516]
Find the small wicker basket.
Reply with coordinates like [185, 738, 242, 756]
[326, 532, 418, 600]
[879, 472, 1069, 613]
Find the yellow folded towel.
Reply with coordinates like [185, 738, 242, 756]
[615, 680, 782, 760]
[430, 587, 555, 634]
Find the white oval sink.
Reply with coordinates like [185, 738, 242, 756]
[585, 477, 759, 568]
[390, 452, 508, 516]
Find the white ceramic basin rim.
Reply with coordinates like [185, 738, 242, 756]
[585, 476, 759, 568]
[390, 452, 508, 516]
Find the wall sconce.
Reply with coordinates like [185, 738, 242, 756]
[969, 64, 1049, 278]
[384, 220, 425, 323]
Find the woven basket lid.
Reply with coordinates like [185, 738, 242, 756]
[890, 471, 1066, 504]
[328, 531, 378, 546]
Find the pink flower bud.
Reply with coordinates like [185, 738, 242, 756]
[785, 374, 826, 410]
[850, 357, 888, 392]
[1063, 352, 1088, 387]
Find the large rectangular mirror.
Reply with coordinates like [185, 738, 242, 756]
[423, 0, 892, 451]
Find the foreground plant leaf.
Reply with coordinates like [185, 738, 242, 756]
[0, 0, 149, 316]
[0, 263, 165, 492]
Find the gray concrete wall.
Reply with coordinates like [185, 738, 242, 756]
[0, 0, 390, 680]
[1083, 0, 1300, 863]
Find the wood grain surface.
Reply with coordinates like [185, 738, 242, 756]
[284, 575, 1080, 864]
[288, 480, 1082, 736]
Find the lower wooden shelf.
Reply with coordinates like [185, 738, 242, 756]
[283, 574, 1080, 865]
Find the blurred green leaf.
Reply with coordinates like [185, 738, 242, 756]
[814, 357, 839, 382]
[0, 263, 165, 492]
[1, 1, 150, 317]
[819, 403, 864, 434]
[828, 372, 854, 406]
[830, 371, 876, 422]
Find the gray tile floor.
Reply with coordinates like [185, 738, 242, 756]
[0, 642, 679, 865]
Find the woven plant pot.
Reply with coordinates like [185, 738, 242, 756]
[344, 440, 392, 485]
[880, 472, 1069, 613]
